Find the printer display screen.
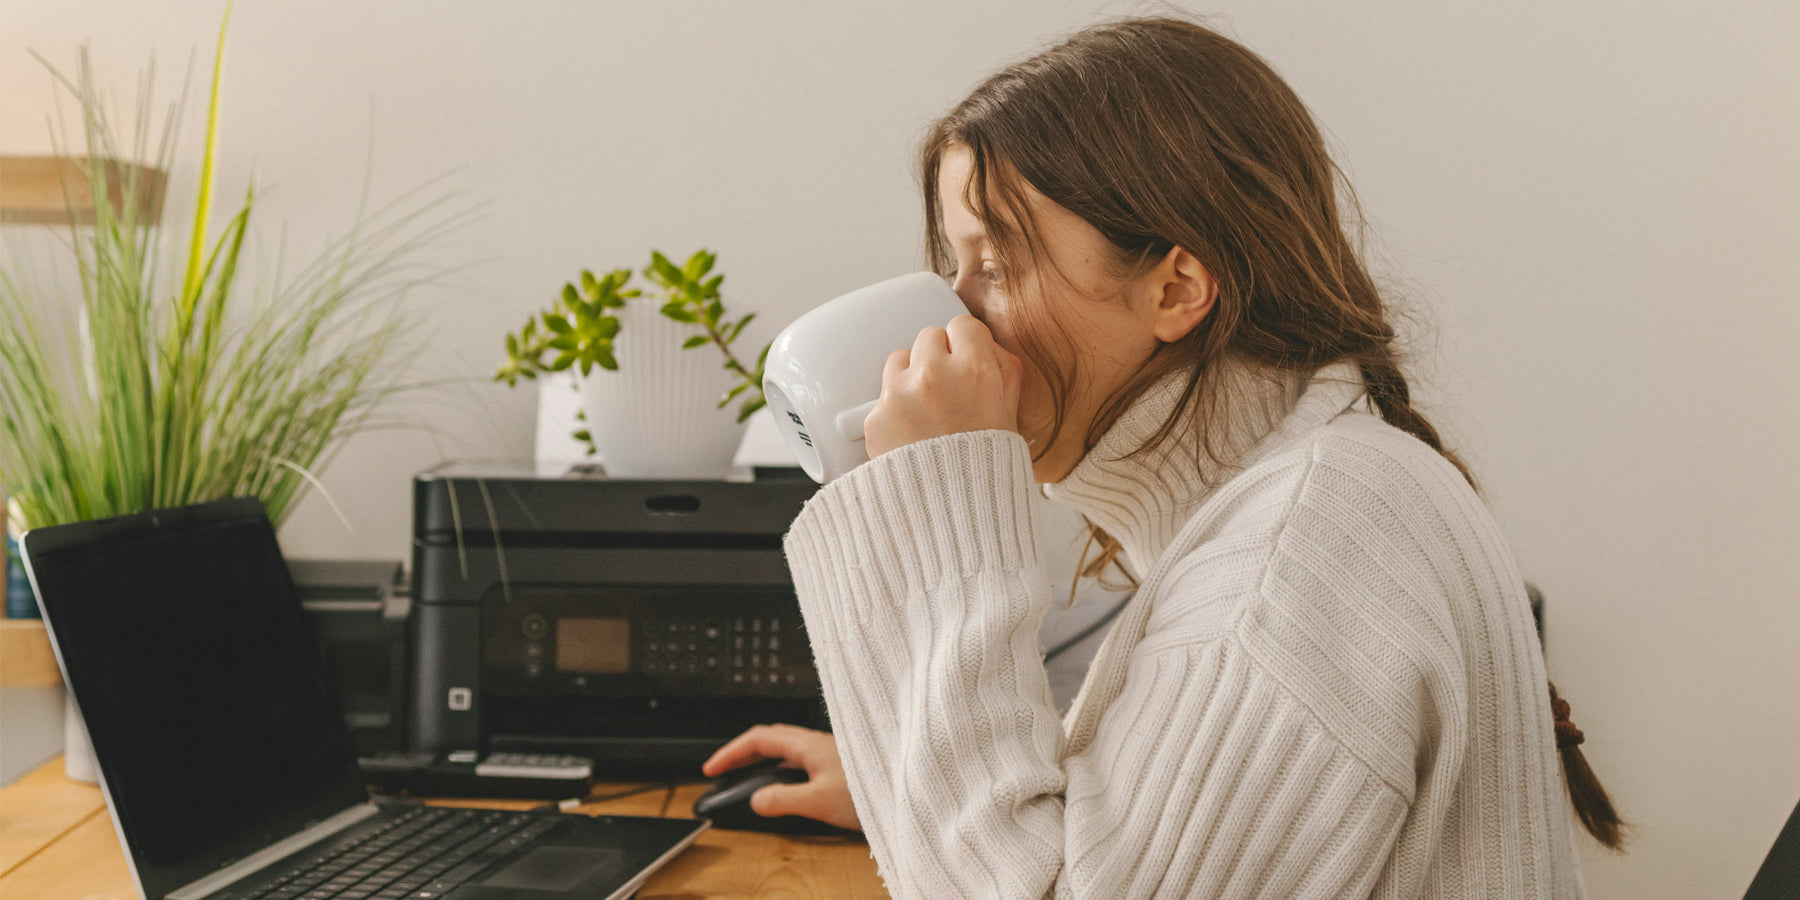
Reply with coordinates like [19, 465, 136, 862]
[556, 617, 632, 674]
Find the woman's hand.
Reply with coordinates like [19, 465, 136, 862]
[863, 315, 1024, 459]
[701, 724, 862, 831]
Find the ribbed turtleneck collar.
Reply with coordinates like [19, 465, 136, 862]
[1041, 359, 1368, 575]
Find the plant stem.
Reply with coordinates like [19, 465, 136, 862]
[700, 320, 756, 382]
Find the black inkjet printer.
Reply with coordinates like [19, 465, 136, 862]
[407, 462, 826, 778]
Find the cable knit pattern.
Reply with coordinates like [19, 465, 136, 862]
[784, 361, 1585, 898]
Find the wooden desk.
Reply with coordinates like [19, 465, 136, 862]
[0, 758, 886, 899]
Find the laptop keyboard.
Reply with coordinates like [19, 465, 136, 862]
[228, 806, 565, 900]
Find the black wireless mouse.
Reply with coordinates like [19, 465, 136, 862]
[692, 759, 851, 835]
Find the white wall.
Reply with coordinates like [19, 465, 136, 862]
[5, 2, 1796, 896]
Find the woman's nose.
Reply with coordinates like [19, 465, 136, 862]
[949, 275, 985, 319]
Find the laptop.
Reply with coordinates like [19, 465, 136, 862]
[21, 497, 708, 900]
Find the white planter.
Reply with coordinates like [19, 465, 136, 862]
[64, 690, 97, 782]
[574, 301, 747, 479]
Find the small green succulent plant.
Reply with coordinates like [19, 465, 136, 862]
[495, 249, 769, 454]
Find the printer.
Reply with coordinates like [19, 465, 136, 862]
[409, 463, 827, 775]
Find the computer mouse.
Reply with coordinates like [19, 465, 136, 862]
[692, 759, 849, 835]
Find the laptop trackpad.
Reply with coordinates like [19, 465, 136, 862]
[476, 845, 631, 891]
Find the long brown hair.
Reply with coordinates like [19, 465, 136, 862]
[921, 15, 1625, 850]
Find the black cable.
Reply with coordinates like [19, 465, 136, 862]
[1043, 592, 1133, 663]
[585, 781, 684, 804]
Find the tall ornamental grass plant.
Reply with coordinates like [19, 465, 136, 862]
[0, 13, 466, 529]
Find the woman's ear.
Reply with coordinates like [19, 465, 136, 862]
[1148, 246, 1217, 343]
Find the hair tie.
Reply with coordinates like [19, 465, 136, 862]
[1548, 684, 1586, 750]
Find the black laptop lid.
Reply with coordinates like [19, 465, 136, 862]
[23, 498, 368, 898]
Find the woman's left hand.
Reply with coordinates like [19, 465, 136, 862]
[863, 314, 1023, 458]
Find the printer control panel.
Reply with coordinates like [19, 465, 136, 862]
[483, 585, 818, 699]
[640, 614, 808, 688]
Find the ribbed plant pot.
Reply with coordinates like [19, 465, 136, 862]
[64, 691, 97, 782]
[574, 300, 747, 479]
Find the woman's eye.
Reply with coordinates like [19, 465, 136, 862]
[952, 261, 1005, 293]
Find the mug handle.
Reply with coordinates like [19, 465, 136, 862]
[834, 399, 881, 442]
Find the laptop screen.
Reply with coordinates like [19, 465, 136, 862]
[26, 501, 368, 895]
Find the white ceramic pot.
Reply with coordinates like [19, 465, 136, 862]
[64, 689, 97, 782]
[574, 300, 747, 479]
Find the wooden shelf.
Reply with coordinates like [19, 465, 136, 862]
[0, 155, 166, 226]
[0, 619, 60, 688]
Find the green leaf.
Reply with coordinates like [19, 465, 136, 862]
[572, 429, 591, 442]
[705, 300, 723, 325]
[736, 396, 767, 422]
[505, 333, 520, 356]
[596, 347, 619, 370]
[578, 358, 593, 376]
[682, 335, 709, 349]
[649, 251, 684, 286]
[596, 317, 620, 339]
[581, 269, 599, 297]
[660, 301, 698, 323]
[702, 273, 724, 296]
[727, 313, 755, 342]
[755, 342, 771, 370]
[721, 382, 749, 403]
[551, 352, 576, 371]
[561, 282, 580, 307]
[544, 316, 574, 335]
[547, 335, 577, 352]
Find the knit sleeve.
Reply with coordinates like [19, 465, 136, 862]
[784, 430, 1414, 899]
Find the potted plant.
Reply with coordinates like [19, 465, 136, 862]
[0, 17, 463, 778]
[495, 249, 768, 478]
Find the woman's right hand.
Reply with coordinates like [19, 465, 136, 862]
[701, 723, 861, 831]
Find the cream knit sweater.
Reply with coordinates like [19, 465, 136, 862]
[784, 360, 1585, 899]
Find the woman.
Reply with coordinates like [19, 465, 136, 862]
[706, 16, 1622, 897]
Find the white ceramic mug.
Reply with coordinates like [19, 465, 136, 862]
[763, 271, 969, 483]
